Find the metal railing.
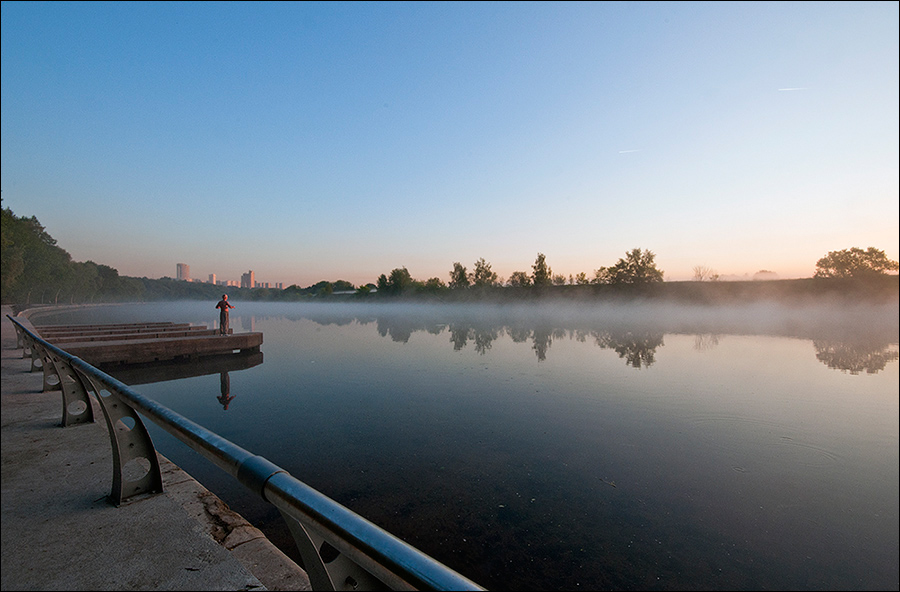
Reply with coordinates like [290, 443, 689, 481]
[8, 314, 485, 591]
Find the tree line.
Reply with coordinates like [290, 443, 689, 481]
[373, 248, 666, 296]
[2, 205, 897, 305]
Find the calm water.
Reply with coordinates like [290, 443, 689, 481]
[34, 300, 899, 591]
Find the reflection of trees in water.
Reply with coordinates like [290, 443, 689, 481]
[506, 326, 532, 343]
[377, 317, 420, 343]
[448, 325, 500, 354]
[813, 340, 899, 374]
[531, 327, 554, 361]
[693, 334, 721, 351]
[572, 329, 590, 343]
[473, 327, 499, 355]
[285, 306, 896, 372]
[449, 324, 473, 351]
[368, 315, 666, 366]
[592, 330, 665, 368]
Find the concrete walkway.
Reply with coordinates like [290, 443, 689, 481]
[1, 306, 311, 591]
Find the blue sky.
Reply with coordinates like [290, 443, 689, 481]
[2, 1, 898, 287]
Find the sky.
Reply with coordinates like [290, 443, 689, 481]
[2, 1, 898, 288]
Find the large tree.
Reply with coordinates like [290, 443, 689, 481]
[2, 207, 76, 303]
[531, 253, 552, 287]
[814, 247, 899, 279]
[448, 262, 470, 289]
[384, 267, 414, 295]
[472, 257, 498, 288]
[598, 248, 664, 284]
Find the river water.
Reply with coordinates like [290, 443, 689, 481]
[33, 299, 899, 591]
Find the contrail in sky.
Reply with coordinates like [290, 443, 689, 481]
[778, 87, 807, 91]
[618, 149, 640, 153]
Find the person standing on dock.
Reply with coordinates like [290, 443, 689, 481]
[215, 294, 235, 335]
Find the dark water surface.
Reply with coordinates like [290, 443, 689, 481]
[34, 300, 899, 591]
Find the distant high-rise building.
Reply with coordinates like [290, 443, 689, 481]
[177, 263, 190, 281]
[241, 270, 255, 289]
[209, 273, 216, 284]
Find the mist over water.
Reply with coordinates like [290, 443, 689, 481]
[36, 297, 900, 341]
[31, 300, 899, 591]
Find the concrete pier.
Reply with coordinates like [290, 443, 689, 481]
[0, 306, 310, 591]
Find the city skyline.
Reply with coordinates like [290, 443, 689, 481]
[2, 2, 897, 287]
[174, 263, 283, 289]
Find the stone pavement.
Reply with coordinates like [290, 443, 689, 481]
[1, 306, 311, 591]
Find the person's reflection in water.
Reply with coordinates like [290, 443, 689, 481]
[217, 372, 236, 410]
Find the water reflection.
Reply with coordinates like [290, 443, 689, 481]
[252, 306, 896, 373]
[593, 329, 666, 368]
[103, 351, 262, 396]
[813, 340, 900, 374]
[218, 372, 236, 410]
[36, 300, 898, 374]
[693, 333, 721, 351]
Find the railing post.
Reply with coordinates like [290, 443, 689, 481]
[28, 339, 59, 391]
[11, 320, 26, 350]
[75, 369, 164, 506]
[279, 511, 393, 591]
[44, 351, 95, 426]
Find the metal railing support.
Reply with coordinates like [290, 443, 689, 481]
[75, 368, 164, 505]
[23, 332, 43, 371]
[45, 350, 95, 426]
[30, 340, 60, 392]
[280, 511, 392, 591]
[11, 319, 26, 350]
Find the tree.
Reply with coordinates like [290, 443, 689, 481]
[507, 271, 532, 287]
[1, 207, 75, 303]
[604, 248, 664, 284]
[420, 277, 447, 293]
[310, 281, 333, 296]
[814, 247, 899, 279]
[1, 208, 25, 297]
[692, 265, 719, 281]
[376, 274, 390, 293]
[532, 253, 552, 287]
[385, 267, 414, 295]
[448, 262, 470, 289]
[471, 258, 498, 288]
[591, 267, 610, 284]
[575, 272, 589, 285]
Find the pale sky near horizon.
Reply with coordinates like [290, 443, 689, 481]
[2, 1, 898, 287]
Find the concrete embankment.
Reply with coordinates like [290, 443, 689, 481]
[0, 305, 310, 591]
